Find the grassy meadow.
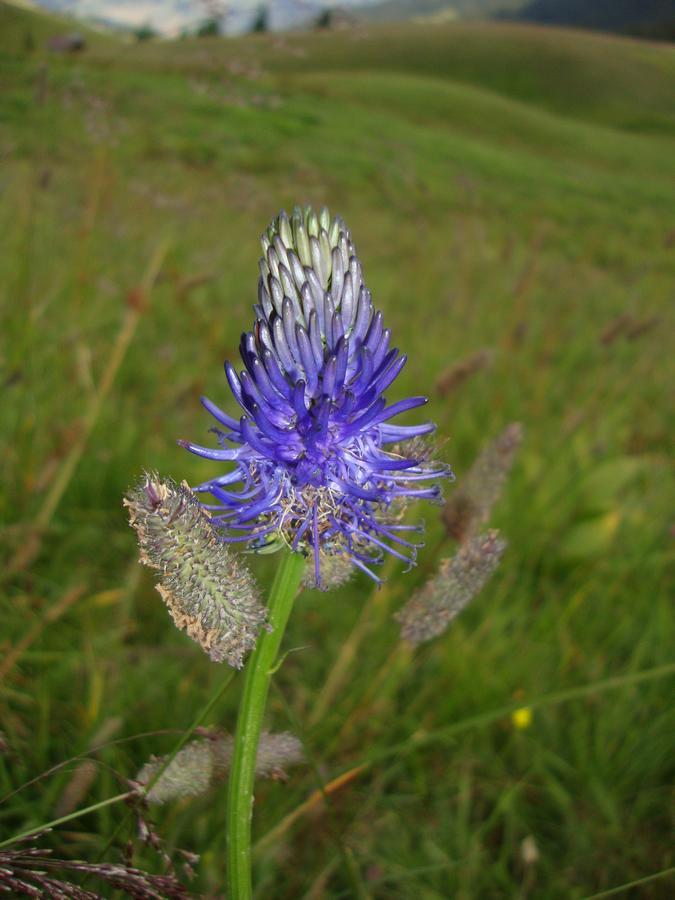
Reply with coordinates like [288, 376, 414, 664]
[1, 2, 674, 896]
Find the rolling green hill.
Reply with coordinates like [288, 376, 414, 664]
[1, 3, 673, 897]
[354, 0, 528, 22]
[260, 23, 675, 133]
[0, 0, 108, 48]
[356, 0, 675, 39]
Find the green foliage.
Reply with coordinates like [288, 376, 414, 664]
[0, 3, 673, 897]
[196, 18, 221, 38]
[315, 9, 333, 30]
[250, 5, 269, 34]
[135, 24, 157, 43]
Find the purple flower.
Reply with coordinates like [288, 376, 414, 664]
[180, 207, 450, 585]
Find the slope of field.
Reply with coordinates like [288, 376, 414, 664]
[259, 22, 675, 133]
[0, 0, 108, 48]
[1, 4, 674, 897]
[354, 0, 528, 22]
[80, 19, 675, 135]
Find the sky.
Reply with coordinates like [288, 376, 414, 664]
[35, 0, 379, 35]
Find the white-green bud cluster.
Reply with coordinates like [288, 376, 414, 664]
[396, 530, 507, 645]
[136, 731, 304, 804]
[124, 474, 267, 668]
[257, 205, 366, 323]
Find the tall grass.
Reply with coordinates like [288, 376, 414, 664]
[1, 4, 673, 896]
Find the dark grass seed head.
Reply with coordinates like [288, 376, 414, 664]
[124, 474, 267, 668]
[0, 833, 190, 899]
[396, 530, 507, 645]
[442, 423, 523, 543]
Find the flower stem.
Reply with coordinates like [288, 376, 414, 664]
[227, 551, 305, 899]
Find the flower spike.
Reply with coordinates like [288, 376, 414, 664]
[182, 207, 451, 585]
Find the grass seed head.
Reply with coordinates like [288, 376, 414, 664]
[124, 473, 267, 668]
[136, 731, 304, 803]
[435, 348, 492, 396]
[396, 530, 507, 645]
[0, 833, 190, 899]
[442, 423, 523, 543]
[301, 548, 354, 590]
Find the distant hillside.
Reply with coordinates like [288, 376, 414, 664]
[350, 1, 675, 38]
[510, 0, 675, 39]
[354, 1, 527, 23]
[0, 0, 108, 51]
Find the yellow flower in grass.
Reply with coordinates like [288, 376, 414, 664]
[512, 706, 533, 730]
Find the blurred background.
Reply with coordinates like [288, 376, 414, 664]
[1, 0, 674, 897]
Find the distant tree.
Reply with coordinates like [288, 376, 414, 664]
[23, 30, 35, 54]
[250, 5, 269, 33]
[315, 7, 356, 31]
[316, 9, 333, 29]
[135, 24, 157, 42]
[196, 18, 221, 37]
[198, 0, 230, 35]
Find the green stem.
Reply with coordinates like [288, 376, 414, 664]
[0, 793, 133, 850]
[227, 551, 305, 899]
